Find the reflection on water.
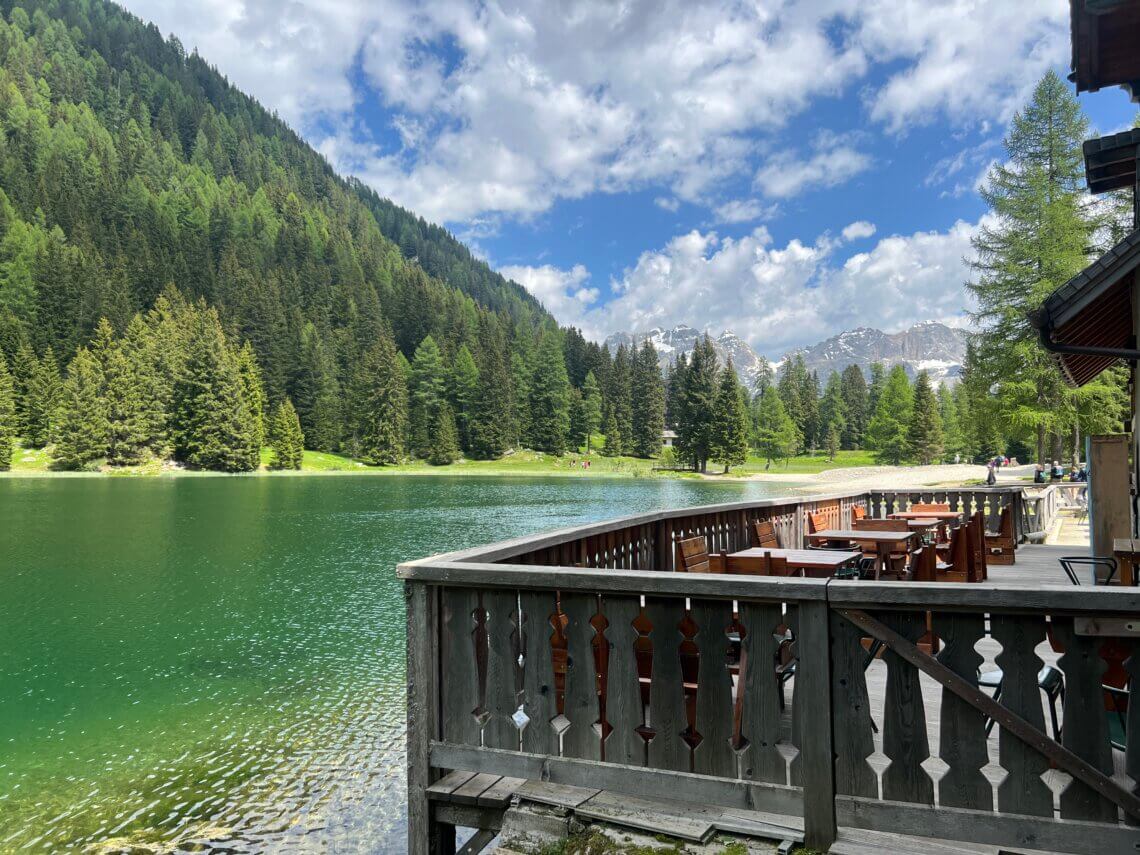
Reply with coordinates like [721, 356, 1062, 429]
[0, 475, 802, 851]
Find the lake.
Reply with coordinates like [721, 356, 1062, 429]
[0, 475, 804, 852]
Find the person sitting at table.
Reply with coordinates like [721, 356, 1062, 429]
[1050, 460, 1063, 480]
[1033, 463, 1046, 484]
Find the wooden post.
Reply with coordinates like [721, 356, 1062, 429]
[798, 600, 837, 850]
[1087, 435, 1131, 571]
[407, 582, 451, 854]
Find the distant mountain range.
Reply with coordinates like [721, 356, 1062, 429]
[603, 321, 968, 388]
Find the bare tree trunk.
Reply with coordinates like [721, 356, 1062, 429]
[1071, 423, 1080, 468]
[1036, 424, 1045, 465]
[1051, 431, 1063, 466]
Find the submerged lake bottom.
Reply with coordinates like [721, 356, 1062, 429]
[0, 475, 805, 852]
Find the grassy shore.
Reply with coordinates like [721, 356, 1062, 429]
[3, 440, 877, 479]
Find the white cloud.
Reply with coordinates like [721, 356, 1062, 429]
[654, 196, 681, 213]
[754, 137, 872, 198]
[121, 1, 1065, 225]
[498, 263, 599, 329]
[713, 198, 776, 224]
[841, 221, 876, 241]
[571, 219, 984, 357]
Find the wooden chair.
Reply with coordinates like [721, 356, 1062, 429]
[807, 510, 829, 534]
[751, 519, 780, 548]
[852, 505, 867, 521]
[968, 511, 988, 581]
[909, 545, 938, 582]
[854, 518, 910, 576]
[985, 505, 1016, 565]
[938, 524, 970, 583]
[910, 502, 950, 513]
[677, 536, 710, 573]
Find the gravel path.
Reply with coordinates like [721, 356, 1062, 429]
[747, 462, 991, 492]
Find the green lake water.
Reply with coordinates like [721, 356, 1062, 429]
[0, 475, 804, 853]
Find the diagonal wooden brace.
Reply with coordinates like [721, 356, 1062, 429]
[836, 607, 1140, 822]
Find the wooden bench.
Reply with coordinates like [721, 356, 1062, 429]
[985, 505, 1016, 565]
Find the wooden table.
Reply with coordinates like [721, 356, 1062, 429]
[807, 529, 917, 579]
[888, 511, 963, 523]
[1112, 538, 1140, 586]
[727, 547, 862, 578]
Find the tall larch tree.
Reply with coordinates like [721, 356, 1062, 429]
[528, 332, 571, 454]
[269, 398, 304, 470]
[448, 344, 479, 453]
[353, 331, 408, 465]
[428, 402, 460, 465]
[968, 70, 1124, 463]
[0, 355, 14, 470]
[938, 384, 965, 462]
[630, 341, 665, 457]
[580, 370, 602, 454]
[24, 345, 61, 447]
[51, 347, 109, 470]
[675, 336, 719, 471]
[408, 335, 447, 458]
[236, 341, 267, 453]
[818, 371, 847, 453]
[91, 318, 150, 466]
[753, 386, 799, 467]
[710, 360, 750, 473]
[908, 370, 944, 464]
[866, 365, 913, 465]
[608, 344, 634, 453]
[468, 336, 511, 459]
[839, 364, 867, 449]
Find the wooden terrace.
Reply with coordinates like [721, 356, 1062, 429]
[400, 486, 1140, 854]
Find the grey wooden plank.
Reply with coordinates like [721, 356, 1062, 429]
[829, 609, 877, 798]
[455, 828, 496, 855]
[427, 770, 477, 800]
[879, 611, 934, 805]
[451, 772, 503, 806]
[827, 579, 1140, 611]
[558, 597, 601, 761]
[835, 794, 1140, 855]
[738, 601, 786, 784]
[692, 598, 736, 777]
[561, 592, 601, 760]
[406, 582, 441, 855]
[477, 775, 526, 808]
[1053, 617, 1118, 823]
[515, 780, 600, 809]
[797, 601, 836, 850]
[482, 589, 519, 750]
[519, 591, 559, 755]
[429, 742, 805, 819]
[991, 614, 1053, 817]
[574, 791, 715, 842]
[646, 596, 691, 773]
[433, 804, 504, 834]
[441, 587, 483, 745]
[601, 595, 645, 767]
[932, 611, 992, 811]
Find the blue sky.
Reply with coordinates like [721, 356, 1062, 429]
[125, 1, 1137, 357]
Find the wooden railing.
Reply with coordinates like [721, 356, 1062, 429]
[401, 487, 1138, 854]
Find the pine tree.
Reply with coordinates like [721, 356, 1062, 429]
[866, 365, 913, 465]
[92, 318, 150, 466]
[580, 370, 602, 454]
[449, 344, 479, 452]
[122, 313, 169, 455]
[938, 384, 965, 462]
[236, 341, 266, 453]
[839, 364, 867, 449]
[866, 363, 885, 417]
[269, 398, 304, 470]
[353, 332, 408, 465]
[468, 338, 510, 460]
[777, 356, 804, 445]
[409, 335, 447, 458]
[24, 346, 61, 447]
[11, 340, 36, 438]
[908, 370, 944, 464]
[674, 336, 719, 471]
[710, 361, 750, 473]
[818, 371, 847, 454]
[602, 409, 622, 457]
[0, 355, 14, 470]
[428, 402, 460, 465]
[529, 332, 570, 454]
[609, 344, 634, 452]
[826, 424, 840, 461]
[630, 341, 665, 457]
[51, 347, 109, 470]
[968, 70, 1124, 463]
[511, 338, 535, 448]
[754, 386, 799, 467]
[170, 308, 260, 472]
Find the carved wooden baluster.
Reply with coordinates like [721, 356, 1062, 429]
[482, 589, 520, 750]
[880, 611, 934, 805]
[561, 592, 601, 759]
[440, 587, 483, 745]
[646, 597, 690, 772]
[692, 598, 735, 777]
[828, 610, 877, 797]
[603, 595, 645, 767]
[738, 601, 786, 784]
[932, 612, 992, 810]
[1053, 617, 1118, 822]
[991, 614, 1052, 816]
[519, 591, 559, 754]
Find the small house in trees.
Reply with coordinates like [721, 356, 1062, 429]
[1031, 0, 1140, 553]
[660, 429, 677, 448]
